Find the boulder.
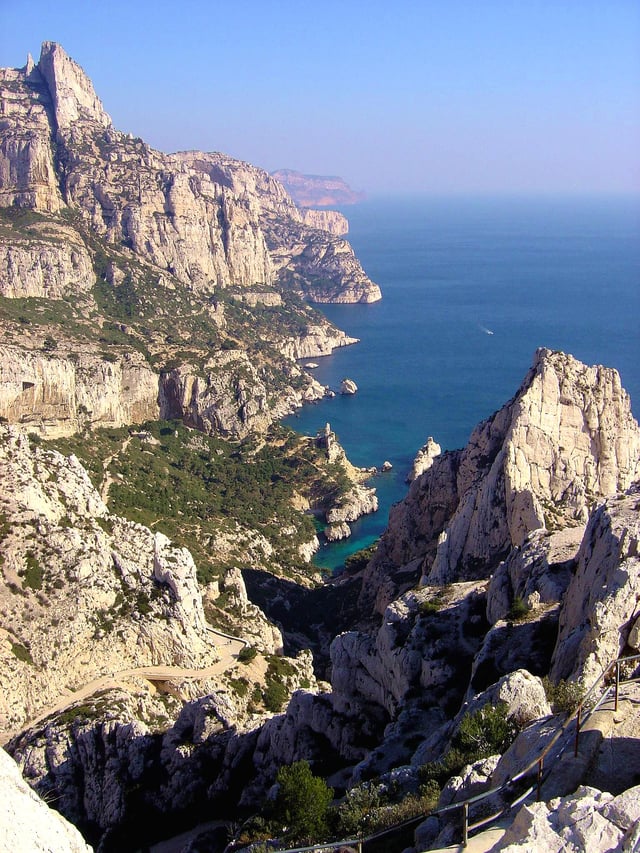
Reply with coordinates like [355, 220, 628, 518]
[340, 378, 358, 395]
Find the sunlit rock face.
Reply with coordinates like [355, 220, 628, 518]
[360, 348, 640, 614]
[0, 44, 380, 303]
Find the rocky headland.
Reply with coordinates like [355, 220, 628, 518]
[270, 168, 366, 208]
[1, 40, 639, 853]
[0, 42, 380, 441]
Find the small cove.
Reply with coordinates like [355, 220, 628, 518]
[283, 194, 640, 571]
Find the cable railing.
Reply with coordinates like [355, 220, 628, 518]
[251, 653, 640, 853]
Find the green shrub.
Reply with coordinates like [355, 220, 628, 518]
[453, 701, 518, 761]
[24, 552, 43, 590]
[273, 760, 333, 842]
[238, 645, 257, 663]
[263, 680, 288, 712]
[542, 676, 584, 715]
[507, 595, 530, 621]
[343, 542, 378, 573]
[419, 598, 441, 616]
[229, 677, 249, 698]
[11, 642, 34, 665]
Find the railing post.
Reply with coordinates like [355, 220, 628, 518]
[536, 756, 544, 801]
[574, 704, 582, 757]
[462, 801, 469, 847]
[615, 660, 620, 712]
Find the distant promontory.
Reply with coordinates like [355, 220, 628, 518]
[271, 169, 366, 208]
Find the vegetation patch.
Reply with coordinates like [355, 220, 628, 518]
[48, 420, 352, 585]
[238, 645, 258, 664]
[542, 676, 585, 715]
[11, 641, 34, 665]
[23, 551, 44, 590]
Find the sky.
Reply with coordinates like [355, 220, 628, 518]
[1, 0, 639, 195]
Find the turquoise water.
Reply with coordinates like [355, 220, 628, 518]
[283, 195, 640, 571]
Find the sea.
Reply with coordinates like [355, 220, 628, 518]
[283, 195, 640, 572]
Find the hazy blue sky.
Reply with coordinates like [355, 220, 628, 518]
[2, 0, 639, 194]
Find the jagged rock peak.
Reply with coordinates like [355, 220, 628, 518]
[360, 348, 640, 613]
[427, 347, 640, 584]
[37, 41, 112, 130]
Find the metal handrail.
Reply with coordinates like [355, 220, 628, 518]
[259, 653, 640, 853]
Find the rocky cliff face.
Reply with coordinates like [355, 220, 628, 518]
[0, 748, 92, 853]
[271, 169, 366, 207]
[360, 349, 640, 614]
[0, 344, 159, 437]
[551, 487, 640, 686]
[0, 425, 217, 735]
[0, 43, 379, 302]
[0, 220, 94, 298]
[0, 43, 380, 441]
[301, 208, 349, 236]
[3, 352, 639, 851]
[0, 59, 63, 212]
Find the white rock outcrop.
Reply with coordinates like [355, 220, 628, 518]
[0, 225, 94, 299]
[0, 748, 92, 853]
[0, 344, 159, 438]
[326, 484, 378, 524]
[10, 41, 380, 303]
[0, 426, 217, 736]
[340, 378, 358, 395]
[407, 436, 441, 482]
[551, 488, 640, 686]
[360, 349, 640, 614]
[494, 785, 640, 852]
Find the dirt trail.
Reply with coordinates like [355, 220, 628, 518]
[99, 435, 132, 503]
[1, 628, 245, 746]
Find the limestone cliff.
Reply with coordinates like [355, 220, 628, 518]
[271, 169, 366, 207]
[0, 220, 94, 298]
[0, 748, 92, 853]
[0, 344, 159, 437]
[360, 349, 640, 614]
[551, 487, 640, 686]
[3, 351, 640, 851]
[0, 43, 380, 441]
[0, 60, 63, 212]
[300, 208, 349, 236]
[0, 42, 380, 302]
[0, 425, 218, 736]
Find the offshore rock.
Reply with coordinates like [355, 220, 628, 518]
[340, 378, 358, 395]
[360, 349, 640, 614]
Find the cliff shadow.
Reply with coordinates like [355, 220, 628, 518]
[242, 569, 365, 674]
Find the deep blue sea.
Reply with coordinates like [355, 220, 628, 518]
[283, 195, 640, 571]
